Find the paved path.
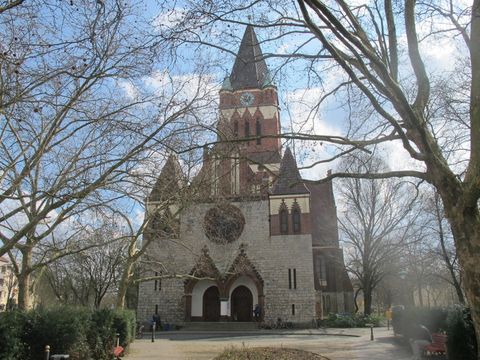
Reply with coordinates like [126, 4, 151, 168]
[127, 327, 412, 360]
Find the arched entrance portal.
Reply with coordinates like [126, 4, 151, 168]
[231, 285, 253, 321]
[203, 286, 220, 321]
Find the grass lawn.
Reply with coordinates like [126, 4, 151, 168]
[213, 346, 330, 359]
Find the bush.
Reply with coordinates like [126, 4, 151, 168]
[320, 313, 384, 328]
[446, 305, 477, 360]
[0, 306, 136, 360]
[112, 309, 136, 347]
[0, 311, 29, 360]
[24, 306, 91, 360]
[87, 308, 116, 360]
[323, 313, 356, 328]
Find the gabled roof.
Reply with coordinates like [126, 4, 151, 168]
[271, 147, 309, 195]
[229, 25, 272, 91]
[186, 246, 221, 280]
[149, 154, 184, 202]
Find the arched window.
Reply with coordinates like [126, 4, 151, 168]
[244, 121, 250, 139]
[279, 204, 288, 234]
[292, 204, 301, 233]
[233, 120, 239, 138]
[256, 120, 261, 145]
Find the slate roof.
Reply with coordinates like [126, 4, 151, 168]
[228, 25, 272, 91]
[271, 147, 310, 195]
[245, 150, 282, 165]
[149, 155, 184, 202]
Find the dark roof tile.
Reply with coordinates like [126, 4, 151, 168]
[230, 25, 271, 91]
[271, 147, 309, 195]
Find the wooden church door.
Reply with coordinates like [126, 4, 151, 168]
[231, 285, 253, 321]
[203, 286, 220, 321]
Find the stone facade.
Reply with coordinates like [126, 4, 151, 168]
[137, 25, 353, 326]
[138, 200, 316, 324]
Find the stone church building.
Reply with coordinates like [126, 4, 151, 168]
[137, 26, 353, 325]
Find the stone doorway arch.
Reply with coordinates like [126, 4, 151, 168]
[231, 285, 253, 321]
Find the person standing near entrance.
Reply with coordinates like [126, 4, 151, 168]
[254, 304, 261, 321]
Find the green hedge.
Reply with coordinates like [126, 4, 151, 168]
[320, 313, 384, 328]
[0, 307, 136, 360]
[446, 305, 477, 360]
[0, 311, 29, 360]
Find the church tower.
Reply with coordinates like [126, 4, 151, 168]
[211, 26, 282, 197]
[218, 25, 281, 155]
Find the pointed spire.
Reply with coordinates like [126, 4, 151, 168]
[262, 70, 274, 88]
[229, 25, 270, 90]
[149, 154, 184, 202]
[271, 147, 310, 195]
[221, 76, 233, 91]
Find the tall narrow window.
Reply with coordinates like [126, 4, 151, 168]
[279, 204, 288, 234]
[292, 205, 301, 233]
[154, 271, 158, 291]
[233, 120, 239, 138]
[155, 304, 158, 314]
[315, 255, 327, 287]
[288, 268, 292, 289]
[256, 120, 261, 145]
[244, 121, 250, 140]
[292, 304, 295, 315]
[293, 268, 297, 289]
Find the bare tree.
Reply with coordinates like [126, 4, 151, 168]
[0, 1, 214, 309]
[338, 155, 417, 315]
[43, 224, 127, 308]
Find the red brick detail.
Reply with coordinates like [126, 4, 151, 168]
[219, 88, 281, 154]
[270, 213, 311, 236]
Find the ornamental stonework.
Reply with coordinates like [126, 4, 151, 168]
[203, 203, 245, 244]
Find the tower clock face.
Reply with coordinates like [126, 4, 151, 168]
[240, 92, 254, 106]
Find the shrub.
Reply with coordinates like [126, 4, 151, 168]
[0, 311, 29, 360]
[112, 309, 136, 347]
[355, 313, 384, 327]
[446, 305, 477, 360]
[23, 306, 91, 360]
[320, 312, 384, 328]
[0, 307, 136, 360]
[323, 313, 356, 328]
[87, 308, 116, 360]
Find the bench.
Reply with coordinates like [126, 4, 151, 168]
[423, 333, 447, 357]
[113, 346, 124, 359]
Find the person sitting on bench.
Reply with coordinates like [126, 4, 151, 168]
[410, 324, 432, 360]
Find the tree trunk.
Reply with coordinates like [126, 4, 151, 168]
[417, 281, 424, 307]
[17, 248, 32, 310]
[17, 272, 31, 310]
[353, 287, 362, 313]
[447, 209, 480, 359]
[116, 258, 134, 309]
[363, 286, 373, 315]
[435, 194, 466, 304]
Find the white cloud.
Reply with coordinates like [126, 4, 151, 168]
[153, 8, 186, 29]
[117, 80, 140, 101]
